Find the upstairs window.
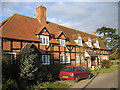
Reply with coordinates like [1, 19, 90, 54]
[42, 55, 50, 65]
[94, 40, 100, 48]
[59, 39, 66, 46]
[39, 35, 49, 45]
[78, 36, 83, 46]
[74, 36, 83, 46]
[86, 38, 92, 47]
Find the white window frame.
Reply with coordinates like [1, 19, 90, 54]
[85, 38, 92, 47]
[39, 35, 49, 45]
[59, 39, 66, 46]
[60, 55, 70, 63]
[81, 56, 84, 62]
[94, 40, 100, 48]
[60, 55, 65, 63]
[3, 52, 16, 64]
[76, 56, 80, 63]
[103, 57, 107, 60]
[42, 55, 50, 65]
[65, 55, 70, 63]
[78, 36, 83, 46]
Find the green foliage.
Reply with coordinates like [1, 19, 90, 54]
[36, 63, 64, 82]
[110, 47, 120, 60]
[96, 27, 120, 49]
[100, 60, 111, 68]
[33, 82, 70, 89]
[17, 44, 42, 88]
[91, 66, 120, 74]
[2, 78, 18, 89]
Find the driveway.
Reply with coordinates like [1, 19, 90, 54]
[57, 69, 119, 89]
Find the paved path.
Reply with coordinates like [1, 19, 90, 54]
[57, 70, 119, 89]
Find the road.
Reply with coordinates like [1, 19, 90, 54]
[85, 70, 119, 88]
[57, 69, 119, 89]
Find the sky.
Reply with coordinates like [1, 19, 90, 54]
[1, 1, 119, 34]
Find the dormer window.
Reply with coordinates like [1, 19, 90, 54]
[74, 36, 83, 46]
[86, 38, 92, 47]
[39, 35, 49, 45]
[59, 39, 66, 46]
[94, 40, 100, 48]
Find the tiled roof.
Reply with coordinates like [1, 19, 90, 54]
[86, 50, 98, 56]
[0, 14, 108, 50]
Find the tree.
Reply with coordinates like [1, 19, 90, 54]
[17, 43, 42, 88]
[96, 27, 120, 49]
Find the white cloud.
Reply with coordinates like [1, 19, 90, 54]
[1, 2, 118, 34]
[47, 2, 118, 33]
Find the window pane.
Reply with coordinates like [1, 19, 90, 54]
[76, 56, 80, 63]
[61, 67, 75, 72]
[42, 55, 50, 65]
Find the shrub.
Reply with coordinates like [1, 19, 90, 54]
[36, 63, 64, 82]
[17, 44, 42, 88]
[100, 60, 111, 68]
[2, 78, 18, 89]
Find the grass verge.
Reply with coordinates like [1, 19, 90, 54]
[91, 66, 120, 74]
[33, 82, 70, 89]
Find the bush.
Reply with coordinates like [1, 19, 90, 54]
[36, 63, 64, 82]
[17, 44, 42, 88]
[2, 78, 18, 89]
[100, 60, 111, 68]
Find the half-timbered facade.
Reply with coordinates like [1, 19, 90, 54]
[0, 5, 110, 68]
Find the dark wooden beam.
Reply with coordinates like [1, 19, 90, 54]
[1, 38, 3, 51]
[75, 46, 76, 66]
[10, 40, 13, 52]
[59, 46, 60, 63]
[64, 47, 66, 64]
[20, 41, 22, 49]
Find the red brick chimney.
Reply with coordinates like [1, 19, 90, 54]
[36, 5, 46, 24]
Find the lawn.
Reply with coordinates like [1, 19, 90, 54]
[91, 66, 120, 74]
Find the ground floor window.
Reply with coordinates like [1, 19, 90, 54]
[2, 52, 16, 64]
[42, 55, 50, 65]
[103, 57, 107, 60]
[81, 56, 84, 62]
[76, 56, 80, 63]
[60, 55, 70, 63]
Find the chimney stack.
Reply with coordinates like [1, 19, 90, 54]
[92, 32, 96, 35]
[36, 5, 46, 24]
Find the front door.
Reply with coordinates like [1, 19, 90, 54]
[87, 57, 91, 68]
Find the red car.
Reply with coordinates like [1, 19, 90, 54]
[59, 66, 92, 82]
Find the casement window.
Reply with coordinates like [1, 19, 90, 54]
[78, 36, 83, 46]
[39, 35, 49, 45]
[59, 39, 66, 46]
[76, 56, 80, 63]
[42, 55, 50, 65]
[103, 57, 107, 60]
[86, 38, 92, 47]
[3, 52, 16, 64]
[65, 55, 70, 63]
[81, 56, 84, 62]
[94, 40, 100, 48]
[74, 36, 83, 46]
[60, 55, 70, 63]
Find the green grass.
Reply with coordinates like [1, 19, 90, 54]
[34, 82, 70, 89]
[91, 66, 120, 74]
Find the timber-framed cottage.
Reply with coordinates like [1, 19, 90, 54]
[0, 5, 110, 69]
